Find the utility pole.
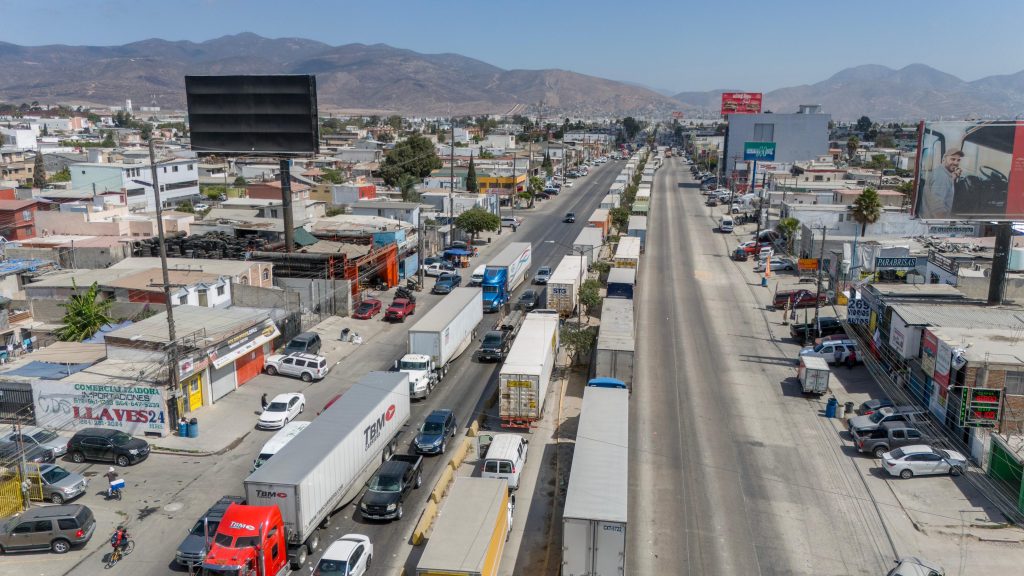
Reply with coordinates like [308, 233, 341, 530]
[510, 150, 516, 219]
[810, 226, 827, 345]
[147, 138, 181, 427]
[449, 118, 455, 236]
[417, 216, 425, 288]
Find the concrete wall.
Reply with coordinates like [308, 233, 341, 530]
[5, 244, 130, 269]
[272, 277, 353, 316]
[232, 283, 302, 311]
[725, 113, 830, 174]
[956, 274, 1024, 302]
[30, 297, 153, 323]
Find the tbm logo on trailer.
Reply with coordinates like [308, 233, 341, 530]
[364, 404, 397, 450]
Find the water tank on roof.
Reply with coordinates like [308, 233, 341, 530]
[1009, 247, 1024, 272]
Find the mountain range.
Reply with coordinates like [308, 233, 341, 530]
[0, 34, 1023, 120]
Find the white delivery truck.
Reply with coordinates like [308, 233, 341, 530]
[613, 236, 641, 269]
[415, 477, 512, 576]
[563, 386, 628, 576]
[573, 228, 604, 267]
[547, 254, 583, 318]
[798, 355, 832, 395]
[242, 371, 410, 567]
[499, 312, 559, 428]
[398, 287, 483, 398]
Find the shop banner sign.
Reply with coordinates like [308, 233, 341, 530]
[33, 381, 166, 435]
[847, 299, 871, 324]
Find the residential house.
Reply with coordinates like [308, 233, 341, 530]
[0, 199, 46, 241]
[69, 158, 200, 210]
[349, 199, 422, 226]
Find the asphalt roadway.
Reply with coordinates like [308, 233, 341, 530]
[627, 156, 896, 576]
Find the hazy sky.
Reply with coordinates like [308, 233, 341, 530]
[4, 0, 1024, 93]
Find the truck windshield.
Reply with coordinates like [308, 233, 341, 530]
[483, 285, 498, 294]
[482, 335, 500, 347]
[399, 360, 429, 371]
[367, 475, 401, 492]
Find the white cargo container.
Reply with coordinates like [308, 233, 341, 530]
[798, 355, 832, 395]
[400, 287, 483, 398]
[244, 372, 410, 555]
[636, 185, 651, 201]
[547, 255, 583, 317]
[499, 312, 559, 427]
[573, 228, 604, 266]
[613, 236, 641, 269]
[563, 387, 628, 576]
[595, 298, 634, 389]
[416, 477, 511, 576]
[627, 215, 647, 251]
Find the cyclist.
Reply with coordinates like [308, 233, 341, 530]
[110, 525, 129, 551]
[104, 467, 121, 498]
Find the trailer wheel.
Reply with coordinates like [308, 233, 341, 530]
[307, 529, 320, 553]
[291, 546, 307, 570]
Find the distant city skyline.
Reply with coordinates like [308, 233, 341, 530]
[4, 0, 1024, 93]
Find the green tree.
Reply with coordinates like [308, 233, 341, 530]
[49, 167, 71, 183]
[851, 187, 883, 235]
[41, 124, 49, 136]
[454, 207, 500, 240]
[541, 152, 553, 177]
[176, 201, 195, 213]
[526, 176, 544, 208]
[379, 134, 442, 186]
[321, 168, 345, 184]
[101, 131, 115, 147]
[610, 206, 630, 232]
[560, 324, 597, 365]
[874, 133, 895, 148]
[867, 154, 891, 170]
[203, 185, 227, 200]
[386, 115, 403, 131]
[466, 153, 478, 193]
[846, 135, 860, 161]
[233, 176, 247, 187]
[856, 116, 872, 133]
[622, 117, 641, 140]
[56, 281, 114, 342]
[776, 217, 800, 254]
[398, 174, 420, 202]
[579, 279, 602, 319]
[32, 153, 46, 188]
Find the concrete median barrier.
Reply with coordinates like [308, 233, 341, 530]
[430, 465, 454, 504]
[412, 499, 438, 546]
[449, 437, 471, 469]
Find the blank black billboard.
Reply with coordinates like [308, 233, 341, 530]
[185, 75, 319, 156]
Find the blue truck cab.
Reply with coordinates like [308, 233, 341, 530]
[480, 242, 532, 313]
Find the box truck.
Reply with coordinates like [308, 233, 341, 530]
[415, 477, 512, 576]
[798, 355, 832, 395]
[397, 287, 483, 398]
[594, 298, 635, 390]
[627, 215, 647, 251]
[499, 312, 559, 428]
[606, 267, 636, 300]
[482, 242, 532, 312]
[204, 372, 410, 572]
[563, 387, 628, 576]
[547, 255, 583, 317]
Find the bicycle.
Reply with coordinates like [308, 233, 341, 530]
[105, 538, 134, 568]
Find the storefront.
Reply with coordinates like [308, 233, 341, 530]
[207, 318, 279, 400]
[177, 354, 210, 414]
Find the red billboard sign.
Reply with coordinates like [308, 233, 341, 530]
[721, 92, 763, 115]
[671, 111, 684, 119]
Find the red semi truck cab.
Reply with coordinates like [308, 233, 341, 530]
[200, 504, 289, 576]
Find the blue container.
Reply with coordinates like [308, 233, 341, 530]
[188, 418, 199, 438]
[825, 397, 838, 418]
[178, 420, 188, 437]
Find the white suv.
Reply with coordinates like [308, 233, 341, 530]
[265, 353, 330, 382]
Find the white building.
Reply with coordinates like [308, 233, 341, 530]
[0, 128, 37, 150]
[70, 158, 200, 210]
[483, 134, 516, 151]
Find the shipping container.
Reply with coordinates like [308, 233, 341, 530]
[595, 299, 634, 389]
[499, 312, 560, 427]
[627, 215, 648, 251]
[416, 478, 511, 576]
[573, 228, 604, 266]
[563, 387, 628, 576]
[599, 194, 619, 210]
[606, 267, 636, 300]
[613, 236, 641, 269]
[244, 372, 410, 548]
[547, 255, 583, 317]
[588, 208, 610, 238]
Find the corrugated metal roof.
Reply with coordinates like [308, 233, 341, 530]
[889, 302, 1024, 329]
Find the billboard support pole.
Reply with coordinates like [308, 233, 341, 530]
[280, 159, 294, 253]
[988, 222, 1012, 304]
[752, 159, 761, 241]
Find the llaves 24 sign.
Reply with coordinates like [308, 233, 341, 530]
[33, 381, 167, 435]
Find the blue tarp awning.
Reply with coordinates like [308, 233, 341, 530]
[3, 361, 93, 380]
[444, 249, 473, 256]
[587, 377, 627, 389]
[84, 321, 135, 343]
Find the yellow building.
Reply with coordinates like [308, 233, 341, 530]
[478, 172, 527, 197]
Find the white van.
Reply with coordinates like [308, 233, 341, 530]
[251, 420, 310, 472]
[480, 433, 528, 490]
[719, 216, 734, 233]
[470, 264, 486, 286]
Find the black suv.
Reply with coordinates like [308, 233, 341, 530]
[563, 212, 576, 223]
[0, 504, 95, 554]
[284, 332, 321, 356]
[67, 428, 150, 466]
[478, 330, 512, 362]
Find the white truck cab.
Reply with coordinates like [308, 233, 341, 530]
[397, 353, 436, 399]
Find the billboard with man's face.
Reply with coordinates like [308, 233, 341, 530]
[913, 121, 1024, 220]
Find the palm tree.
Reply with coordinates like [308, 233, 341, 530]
[56, 281, 114, 342]
[851, 187, 883, 235]
[846, 135, 860, 161]
[776, 217, 800, 254]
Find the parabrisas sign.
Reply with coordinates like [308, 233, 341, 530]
[743, 142, 776, 162]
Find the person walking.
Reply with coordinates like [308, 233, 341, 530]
[261, 393, 269, 411]
[104, 467, 120, 498]
[833, 347, 843, 365]
[846, 349, 857, 370]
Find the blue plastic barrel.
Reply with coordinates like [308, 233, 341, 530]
[178, 420, 188, 437]
[188, 418, 199, 438]
[825, 397, 838, 418]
